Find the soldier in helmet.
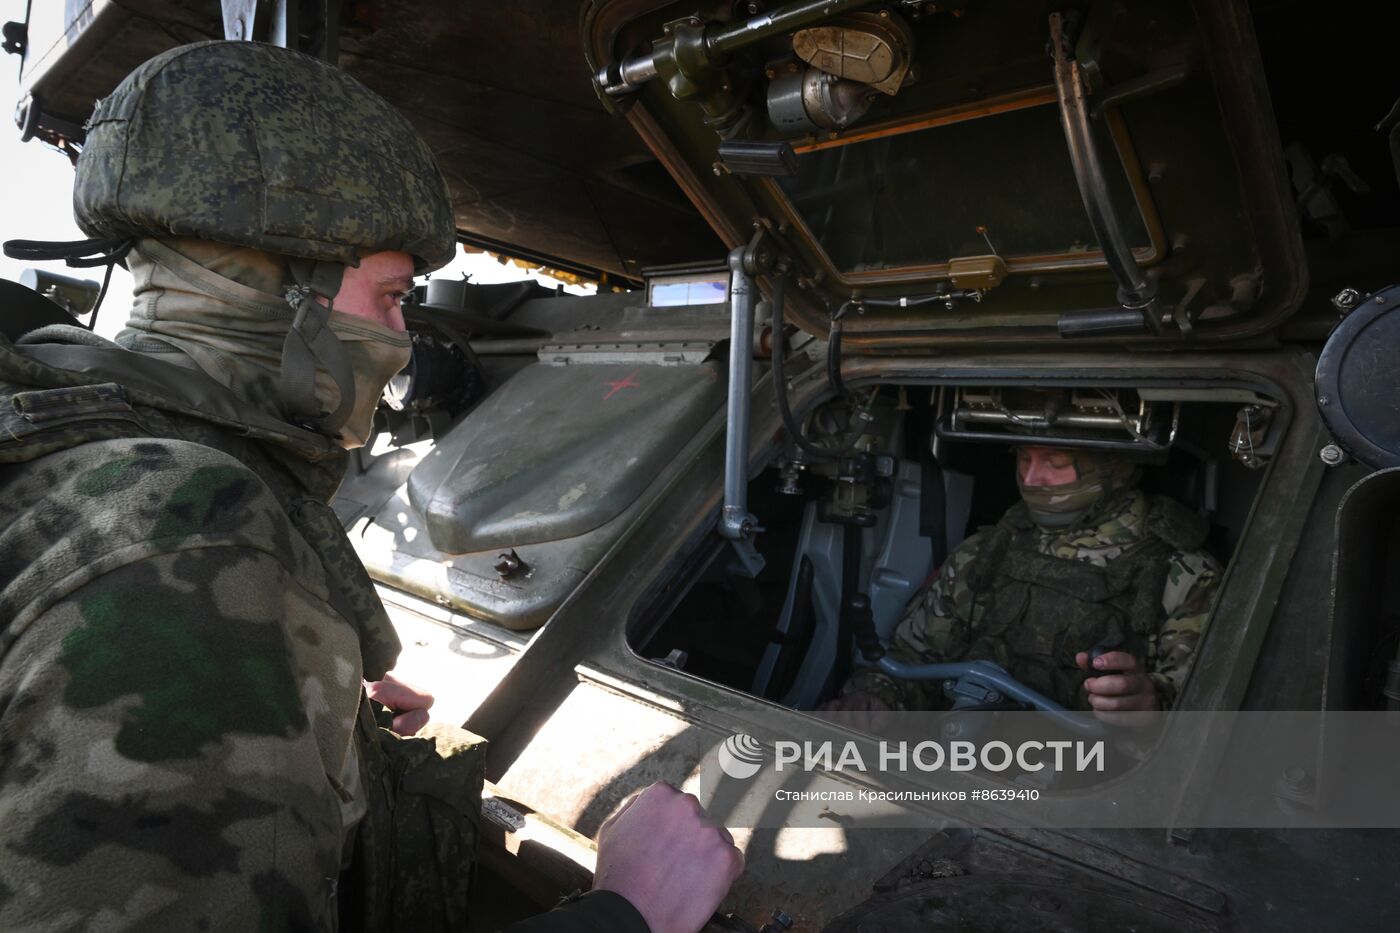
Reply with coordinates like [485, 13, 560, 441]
[825, 443, 1222, 714]
[0, 42, 739, 933]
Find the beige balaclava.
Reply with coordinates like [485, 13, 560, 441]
[118, 237, 410, 449]
[1016, 447, 1141, 530]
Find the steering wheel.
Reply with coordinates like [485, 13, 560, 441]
[874, 657, 1108, 739]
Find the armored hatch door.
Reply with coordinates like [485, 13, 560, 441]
[355, 340, 725, 631]
[584, 0, 1308, 350]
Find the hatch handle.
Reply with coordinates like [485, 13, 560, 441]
[1050, 11, 1164, 336]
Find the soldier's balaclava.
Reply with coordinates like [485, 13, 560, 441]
[119, 238, 410, 449]
[1016, 447, 1140, 530]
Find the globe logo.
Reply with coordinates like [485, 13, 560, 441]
[717, 733, 765, 780]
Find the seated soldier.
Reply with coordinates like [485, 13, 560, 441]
[826, 444, 1222, 713]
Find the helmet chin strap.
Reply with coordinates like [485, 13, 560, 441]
[280, 258, 358, 435]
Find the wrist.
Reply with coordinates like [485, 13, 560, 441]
[569, 889, 654, 933]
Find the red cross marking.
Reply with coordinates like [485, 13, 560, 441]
[603, 371, 641, 400]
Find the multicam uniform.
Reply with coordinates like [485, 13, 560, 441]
[845, 489, 1222, 711]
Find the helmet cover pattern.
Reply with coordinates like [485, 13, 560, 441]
[73, 40, 455, 273]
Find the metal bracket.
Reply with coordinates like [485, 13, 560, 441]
[595, 0, 878, 132]
[221, 0, 338, 61]
[15, 94, 85, 148]
[741, 225, 777, 277]
[596, 0, 877, 96]
[2, 20, 27, 56]
[221, 0, 260, 40]
[1172, 277, 1207, 337]
[1228, 404, 1276, 469]
[539, 342, 713, 365]
[726, 536, 768, 578]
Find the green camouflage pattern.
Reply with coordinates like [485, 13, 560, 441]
[0, 326, 486, 930]
[74, 41, 456, 273]
[344, 719, 486, 932]
[0, 433, 364, 930]
[846, 490, 1222, 711]
[0, 328, 346, 496]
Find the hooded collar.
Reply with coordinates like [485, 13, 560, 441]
[117, 238, 299, 415]
[0, 321, 347, 501]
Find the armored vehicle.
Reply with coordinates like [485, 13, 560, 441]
[8, 1, 1400, 929]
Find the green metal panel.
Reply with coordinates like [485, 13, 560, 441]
[408, 359, 726, 555]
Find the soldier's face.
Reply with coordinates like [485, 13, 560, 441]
[1016, 446, 1078, 487]
[333, 250, 416, 331]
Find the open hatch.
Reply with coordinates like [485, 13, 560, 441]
[584, 0, 1306, 347]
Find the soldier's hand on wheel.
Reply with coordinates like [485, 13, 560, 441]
[364, 672, 435, 735]
[1076, 650, 1159, 716]
[593, 782, 744, 933]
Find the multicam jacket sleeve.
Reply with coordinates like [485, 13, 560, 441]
[0, 438, 367, 932]
[1146, 547, 1222, 707]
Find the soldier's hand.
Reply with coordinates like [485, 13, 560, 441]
[593, 783, 743, 933]
[1076, 651, 1159, 715]
[364, 672, 435, 735]
[817, 691, 895, 733]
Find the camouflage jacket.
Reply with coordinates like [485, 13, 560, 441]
[0, 330, 648, 933]
[846, 490, 1222, 711]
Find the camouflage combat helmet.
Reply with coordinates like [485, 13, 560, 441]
[51, 40, 456, 437]
[74, 40, 454, 273]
